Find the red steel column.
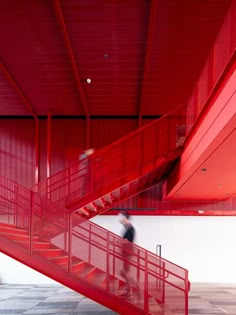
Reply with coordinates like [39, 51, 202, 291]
[47, 112, 52, 178]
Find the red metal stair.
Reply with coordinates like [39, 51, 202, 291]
[32, 106, 185, 218]
[0, 176, 189, 314]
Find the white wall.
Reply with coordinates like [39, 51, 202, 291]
[0, 253, 57, 284]
[92, 215, 236, 283]
[1, 215, 236, 284]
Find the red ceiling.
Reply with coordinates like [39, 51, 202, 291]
[0, 0, 231, 117]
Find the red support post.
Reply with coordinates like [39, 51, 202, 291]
[68, 213, 72, 274]
[47, 112, 51, 178]
[185, 270, 189, 315]
[29, 191, 34, 254]
[144, 251, 148, 314]
[35, 118, 39, 184]
[106, 231, 110, 292]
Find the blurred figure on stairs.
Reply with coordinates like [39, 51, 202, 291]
[119, 211, 140, 298]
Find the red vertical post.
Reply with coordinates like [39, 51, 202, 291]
[106, 231, 110, 292]
[185, 270, 189, 315]
[88, 223, 91, 264]
[144, 251, 148, 314]
[47, 112, 51, 178]
[68, 213, 72, 274]
[29, 190, 34, 254]
[35, 118, 39, 184]
[86, 117, 91, 150]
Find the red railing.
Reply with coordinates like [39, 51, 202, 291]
[0, 175, 189, 314]
[32, 106, 186, 209]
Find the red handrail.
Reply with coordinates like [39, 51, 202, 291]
[0, 175, 189, 314]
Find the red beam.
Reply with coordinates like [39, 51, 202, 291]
[138, 0, 158, 127]
[53, 0, 90, 149]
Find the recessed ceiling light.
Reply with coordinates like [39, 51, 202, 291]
[86, 78, 91, 84]
[201, 168, 207, 172]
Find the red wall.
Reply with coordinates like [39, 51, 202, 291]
[0, 119, 35, 187]
[186, 1, 236, 134]
[0, 118, 137, 186]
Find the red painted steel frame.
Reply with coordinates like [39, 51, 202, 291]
[53, 0, 91, 149]
[0, 175, 189, 314]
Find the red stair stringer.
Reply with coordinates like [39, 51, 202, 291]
[0, 234, 141, 315]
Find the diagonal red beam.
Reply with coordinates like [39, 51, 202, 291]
[138, 0, 158, 127]
[0, 61, 39, 183]
[53, 0, 90, 148]
[0, 62, 38, 119]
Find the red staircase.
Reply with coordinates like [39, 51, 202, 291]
[32, 106, 186, 218]
[0, 175, 189, 315]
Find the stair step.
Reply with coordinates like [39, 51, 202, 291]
[37, 248, 64, 258]
[0, 226, 28, 235]
[101, 276, 119, 293]
[16, 240, 52, 250]
[0, 222, 17, 229]
[71, 261, 86, 272]
[49, 255, 68, 265]
[74, 263, 96, 278]
[84, 268, 106, 284]
[0, 232, 39, 242]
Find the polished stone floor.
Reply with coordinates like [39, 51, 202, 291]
[0, 283, 236, 314]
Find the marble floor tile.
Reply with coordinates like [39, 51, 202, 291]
[0, 283, 236, 314]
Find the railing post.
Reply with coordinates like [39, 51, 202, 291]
[68, 213, 72, 274]
[29, 191, 34, 254]
[144, 251, 148, 314]
[137, 248, 140, 282]
[88, 224, 91, 264]
[161, 262, 166, 305]
[185, 269, 189, 315]
[106, 231, 110, 292]
[112, 236, 115, 278]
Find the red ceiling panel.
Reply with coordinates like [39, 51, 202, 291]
[59, 0, 149, 115]
[0, 0, 231, 117]
[0, 0, 83, 116]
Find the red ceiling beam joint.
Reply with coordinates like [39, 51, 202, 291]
[53, 0, 90, 149]
[138, 0, 158, 128]
[0, 61, 39, 183]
